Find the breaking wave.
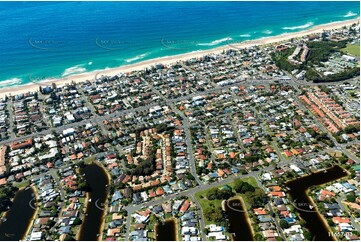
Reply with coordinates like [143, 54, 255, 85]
[344, 11, 357, 18]
[125, 53, 150, 63]
[0, 78, 22, 88]
[282, 22, 314, 30]
[62, 65, 87, 76]
[197, 37, 233, 46]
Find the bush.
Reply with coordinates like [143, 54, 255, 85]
[234, 178, 255, 194]
[206, 188, 234, 200]
[346, 192, 356, 203]
[280, 219, 290, 229]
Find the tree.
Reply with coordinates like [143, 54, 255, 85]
[207, 188, 219, 200]
[303, 230, 313, 241]
[346, 192, 356, 203]
[280, 219, 290, 229]
[0, 185, 19, 213]
[46, 219, 56, 227]
[345, 125, 359, 134]
[234, 179, 255, 194]
[254, 233, 264, 241]
[327, 218, 335, 227]
[64, 235, 75, 241]
[73, 217, 82, 225]
[77, 181, 89, 191]
[186, 173, 195, 180]
[247, 188, 268, 207]
[204, 207, 224, 223]
[206, 188, 234, 200]
[217, 189, 235, 200]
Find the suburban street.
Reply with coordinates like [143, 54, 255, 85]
[123, 156, 295, 240]
[2, 70, 359, 241]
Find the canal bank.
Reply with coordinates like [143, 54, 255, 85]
[285, 165, 348, 241]
[77, 162, 110, 241]
[0, 186, 38, 241]
[223, 197, 254, 241]
[155, 218, 178, 241]
[22, 186, 40, 240]
[97, 161, 112, 240]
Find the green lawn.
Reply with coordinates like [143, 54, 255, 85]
[105, 214, 112, 223]
[342, 43, 360, 57]
[15, 180, 30, 189]
[228, 177, 258, 210]
[195, 177, 259, 225]
[84, 156, 96, 164]
[195, 189, 223, 225]
[229, 177, 258, 188]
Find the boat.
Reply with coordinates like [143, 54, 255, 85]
[88, 198, 92, 202]
[2, 218, 7, 222]
[5, 233, 14, 237]
[25, 186, 30, 190]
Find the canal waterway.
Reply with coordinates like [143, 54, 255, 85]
[78, 163, 109, 241]
[0, 188, 36, 241]
[155, 219, 176, 241]
[286, 165, 348, 241]
[225, 198, 254, 241]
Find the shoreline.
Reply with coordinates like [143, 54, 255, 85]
[76, 161, 110, 241]
[0, 186, 38, 240]
[76, 191, 90, 241]
[0, 17, 359, 98]
[96, 161, 111, 241]
[306, 189, 337, 241]
[154, 218, 179, 241]
[22, 185, 39, 241]
[285, 165, 350, 241]
[284, 165, 349, 185]
[75, 165, 90, 241]
[222, 196, 255, 241]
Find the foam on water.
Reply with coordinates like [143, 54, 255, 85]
[62, 65, 87, 76]
[282, 22, 314, 30]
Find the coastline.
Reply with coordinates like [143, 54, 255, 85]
[0, 17, 359, 99]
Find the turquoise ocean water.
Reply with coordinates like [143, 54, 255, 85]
[0, 1, 359, 88]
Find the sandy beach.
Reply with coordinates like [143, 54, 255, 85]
[0, 18, 358, 98]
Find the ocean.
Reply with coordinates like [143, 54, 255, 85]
[0, 1, 359, 88]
